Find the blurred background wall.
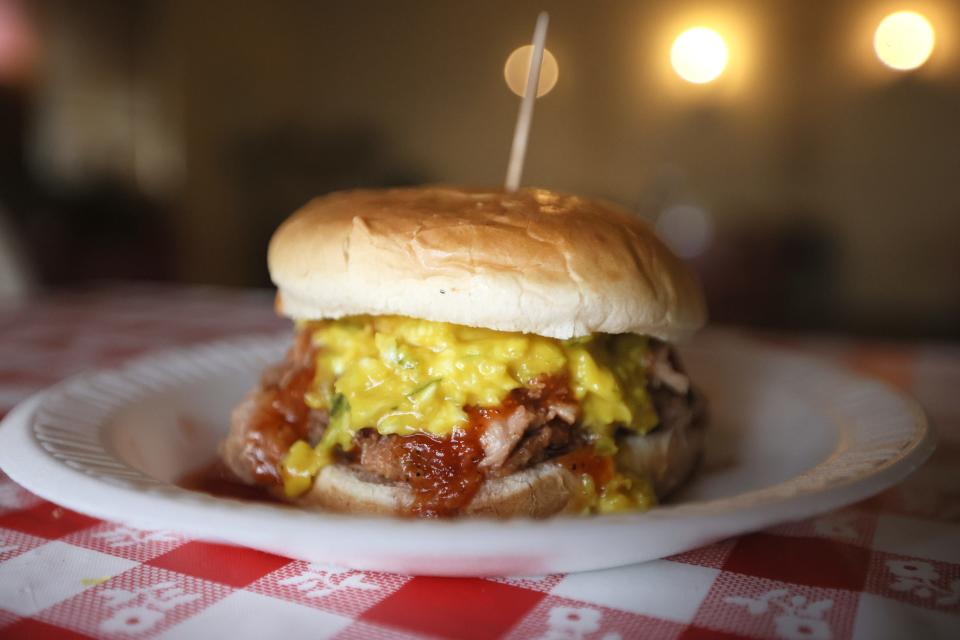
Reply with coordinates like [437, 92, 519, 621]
[0, 0, 958, 337]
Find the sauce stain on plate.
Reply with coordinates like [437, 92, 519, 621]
[177, 460, 280, 504]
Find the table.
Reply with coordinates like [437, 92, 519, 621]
[0, 285, 958, 639]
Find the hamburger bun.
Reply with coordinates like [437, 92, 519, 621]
[299, 461, 579, 518]
[268, 186, 706, 341]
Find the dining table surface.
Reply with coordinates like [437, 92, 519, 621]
[0, 283, 957, 640]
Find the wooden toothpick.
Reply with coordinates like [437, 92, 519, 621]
[505, 11, 550, 192]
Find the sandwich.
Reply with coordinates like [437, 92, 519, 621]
[221, 186, 707, 517]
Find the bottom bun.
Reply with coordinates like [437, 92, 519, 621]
[616, 412, 706, 500]
[297, 407, 706, 517]
[298, 462, 580, 518]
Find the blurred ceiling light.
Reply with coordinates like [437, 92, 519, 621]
[504, 45, 559, 97]
[656, 204, 713, 259]
[874, 10, 935, 71]
[671, 27, 728, 84]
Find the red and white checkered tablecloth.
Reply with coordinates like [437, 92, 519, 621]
[0, 284, 958, 639]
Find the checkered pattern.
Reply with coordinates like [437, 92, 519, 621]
[0, 285, 958, 639]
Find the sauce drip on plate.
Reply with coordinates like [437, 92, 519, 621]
[177, 460, 280, 504]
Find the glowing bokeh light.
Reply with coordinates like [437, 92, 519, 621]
[0, 0, 39, 83]
[671, 27, 728, 84]
[504, 45, 559, 97]
[656, 204, 714, 258]
[874, 11, 935, 71]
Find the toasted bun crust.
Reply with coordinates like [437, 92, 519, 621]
[297, 418, 705, 518]
[269, 186, 706, 341]
[299, 463, 580, 518]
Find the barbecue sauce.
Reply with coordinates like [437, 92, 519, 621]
[246, 329, 318, 485]
[177, 460, 280, 504]
[390, 375, 576, 518]
[555, 446, 615, 488]
[387, 428, 486, 518]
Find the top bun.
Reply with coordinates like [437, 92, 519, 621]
[268, 186, 706, 341]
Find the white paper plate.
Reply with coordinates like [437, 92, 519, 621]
[0, 332, 934, 576]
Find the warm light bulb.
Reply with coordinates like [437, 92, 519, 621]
[504, 45, 559, 97]
[874, 11, 935, 71]
[671, 27, 728, 84]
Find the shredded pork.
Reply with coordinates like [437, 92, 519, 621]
[479, 405, 535, 470]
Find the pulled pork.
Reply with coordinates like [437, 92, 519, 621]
[348, 376, 583, 484]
